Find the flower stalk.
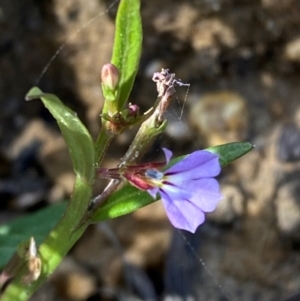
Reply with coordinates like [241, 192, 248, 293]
[88, 69, 186, 215]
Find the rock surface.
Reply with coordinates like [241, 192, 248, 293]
[1, 0, 300, 300]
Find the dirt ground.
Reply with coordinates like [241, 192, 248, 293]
[1, 0, 300, 300]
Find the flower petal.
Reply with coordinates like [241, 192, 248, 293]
[165, 150, 220, 180]
[160, 182, 191, 201]
[186, 178, 222, 212]
[147, 187, 160, 199]
[160, 190, 205, 233]
[162, 148, 173, 164]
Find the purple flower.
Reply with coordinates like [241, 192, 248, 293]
[144, 148, 221, 233]
[98, 148, 222, 233]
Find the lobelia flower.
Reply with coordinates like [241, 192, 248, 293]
[144, 148, 222, 232]
[98, 148, 222, 233]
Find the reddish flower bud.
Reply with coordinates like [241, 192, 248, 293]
[123, 172, 154, 190]
[101, 63, 120, 90]
[127, 103, 139, 118]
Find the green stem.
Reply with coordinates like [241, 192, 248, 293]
[90, 101, 167, 214]
[1, 178, 92, 301]
[120, 115, 167, 166]
[95, 125, 115, 164]
[1, 126, 116, 300]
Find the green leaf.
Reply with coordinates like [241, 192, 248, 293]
[207, 141, 254, 167]
[0, 202, 67, 268]
[91, 184, 152, 223]
[163, 142, 254, 169]
[25, 87, 95, 182]
[110, 0, 142, 110]
[92, 142, 254, 222]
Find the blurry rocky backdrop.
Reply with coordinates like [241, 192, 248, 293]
[1, 0, 300, 300]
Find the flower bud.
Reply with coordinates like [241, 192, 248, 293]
[127, 103, 139, 118]
[101, 63, 120, 90]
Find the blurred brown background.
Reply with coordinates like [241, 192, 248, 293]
[1, 0, 300, 300]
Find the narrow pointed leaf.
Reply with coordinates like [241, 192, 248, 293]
[110, 0, 142, 110]
[25, 87, 95, 182]
[207, 141, 254, 167]
[91, 184, 151, 223]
